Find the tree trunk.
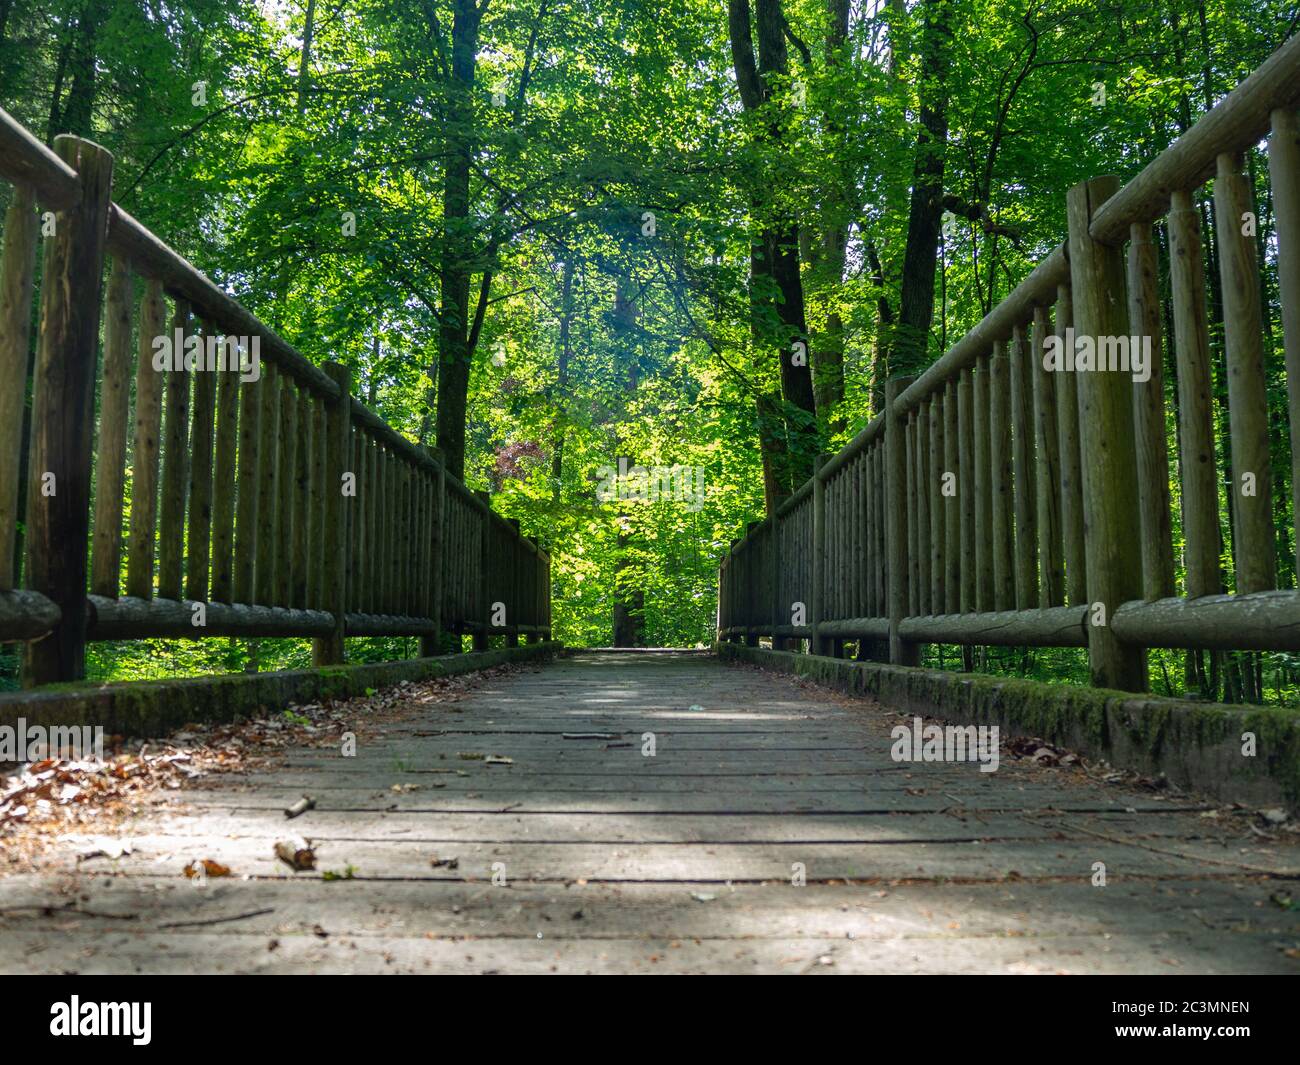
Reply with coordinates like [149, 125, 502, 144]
[891, 0, 953, 378]
[728, 0, 820, 506]
[434, 0, 486, 482]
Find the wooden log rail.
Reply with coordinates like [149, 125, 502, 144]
[0, 108, 551, 688]
[718, 34, 1300, 692]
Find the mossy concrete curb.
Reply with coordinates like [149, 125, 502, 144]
[716, 642, 1300, 811]
[0, 643, 560, 740]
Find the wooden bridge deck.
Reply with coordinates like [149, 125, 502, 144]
[3, 651, 1298, 974]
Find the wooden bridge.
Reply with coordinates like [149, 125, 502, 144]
[1, 37, 1300, 974]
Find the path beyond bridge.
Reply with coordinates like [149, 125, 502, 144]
[2, 653, 1297, 974]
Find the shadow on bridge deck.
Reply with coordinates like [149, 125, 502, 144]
[1, 653, 1297, 973]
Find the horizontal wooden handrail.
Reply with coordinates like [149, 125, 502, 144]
[1090, 30, 1300, 244]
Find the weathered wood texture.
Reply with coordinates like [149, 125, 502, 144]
[5, 653, 1297, 974]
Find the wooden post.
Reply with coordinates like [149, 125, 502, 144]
[90, 257, 133, 597]
[0, 183, 37, 592]
[22, 136, 113, 685]
[1066, 175, 1146, 691]
[1214, 152, 1276, 594]
[1127, 222, 1175, 600]
[313, 362, 350, 665]
[886, 377, 919, 665]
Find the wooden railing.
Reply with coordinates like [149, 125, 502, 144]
[0, 111, 550, 688]
[719, 34, 1300, 691]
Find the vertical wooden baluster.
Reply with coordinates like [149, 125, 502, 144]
[91, 258, 134, 597]
[157, 298, 191, 602]
[1169, 189, 1222, 599]
[1054, 285, 1088, 604]
[917, 405, 931, 618]
[1010, 321, 1038, 609]
[275, 378, 297, 606]
[973, 355, 992, 612]
[929, 393, 946, 614]
[1215, 151, 1276, 593]
[1127, 221, 1175, 601]
[293, 386, 312, 609]
[233, 345, 262, 605]
[1032, 304, 1064, 606]
[906, 415, 919, 618]
[811, 458, 825, 653]
[943, 379, 960, 614]
[958, 368, 976, 614]
[990, 340, 1015, 611]
[314, 362, 350, 664]
[185, 319, 217, 603]
[254, 361, 280, 606]
[210, 334, 241, 603]
[1269, 108, 1300, 582]
[308, 398, 326, 609]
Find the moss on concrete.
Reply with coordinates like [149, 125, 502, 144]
[716, 641, 1299, 811]
[0, 643, 560, 740]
